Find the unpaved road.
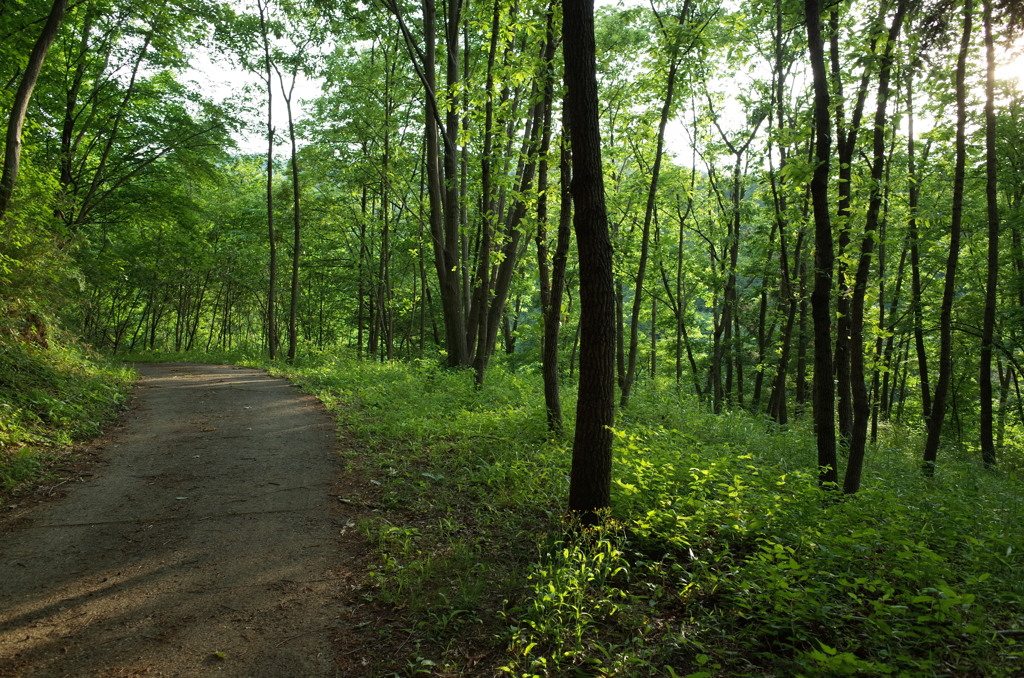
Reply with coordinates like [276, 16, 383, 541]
[0, 363, 350, 677]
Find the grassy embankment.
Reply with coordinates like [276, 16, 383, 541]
[251, 350, 1023, 677]
[0, 335, 134, 505]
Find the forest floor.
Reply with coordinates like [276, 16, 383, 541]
[0, 363, 386, 677]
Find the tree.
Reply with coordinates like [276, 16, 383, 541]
[564, 0, 616, 519]
[274, 38, 314, 363]
[535, 5, 570, 434]
[619, 0, 694, 408]
[258, 0, 280, 360]
[0, 0, 68, 222]
[843, 0, 908, 494]
[804, 0, 838, 487]
[979, 0, 999, 467]
[923, 0, 973, 474]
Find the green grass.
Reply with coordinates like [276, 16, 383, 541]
[113, 349, 1024, 676]
[0, 335, 134, 500]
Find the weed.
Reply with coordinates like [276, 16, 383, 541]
[0, 336, 133, 504]
[145, 349, 1024, 676]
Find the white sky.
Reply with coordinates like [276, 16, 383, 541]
[185, 46, 321, 155]
[182, 4, 1024, 160]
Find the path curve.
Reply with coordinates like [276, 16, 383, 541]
[0, 363, 346, 677]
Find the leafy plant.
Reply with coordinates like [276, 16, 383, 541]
[0, 335, 133, 502]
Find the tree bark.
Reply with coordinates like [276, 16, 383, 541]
[537, 7, 568, 434]
[564, 0, 616, 520]
[979, 0, 999, 468]
[829, 7, 877, 448]
[805, 0, 839, 487]
[906, 71, 931, 419]
[257, 0, 278, 360]
[923, 0, 973, 474]
[844, 0, 907, 494]
[276, 62, 303, 364]
[0, 0, 70, 221]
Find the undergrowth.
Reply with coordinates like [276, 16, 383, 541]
[0, 335, 133, 502]
[129, 350, 1024, 676]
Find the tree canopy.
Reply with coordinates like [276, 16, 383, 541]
[4, 0, 1024, 672]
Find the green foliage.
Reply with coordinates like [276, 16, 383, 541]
[262, 353, 570, 645]
[239, 353, 1024, 676]
[0, 335, 133, 499]
[502, 522, 635, 677]
[501, 407, 1024, 676]
[3, 0, 1024, 670]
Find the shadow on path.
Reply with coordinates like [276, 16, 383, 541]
[0, 363, 347, 677]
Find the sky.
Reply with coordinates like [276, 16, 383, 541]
[183, 6, 1024, 160]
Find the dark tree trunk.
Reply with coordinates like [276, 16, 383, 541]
[542, 141, 573, 434]
[564, 0, 616, 520]
[393, 0, 469, 367]
[539, 9, 570, 433]
[0, 0, 69, 220]
[923, 0, 973, 474]
[979, 0, 999, 468]
[470, 0, 503, 377]
[906, 72, 931, 419]
[258, 0, 278, 360]
[828, 6, 877, 447]
[844, 0, 907, 494]
[805, 0, 839, 487]
[277, 65, 303, 364]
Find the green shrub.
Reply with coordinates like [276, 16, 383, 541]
[228, 351, 1024, 676]
[0, 335, 133, 501]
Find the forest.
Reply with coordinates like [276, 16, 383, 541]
[2, 0, 1024, 674]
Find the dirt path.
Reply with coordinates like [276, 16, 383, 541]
[0, 363, 353, 677]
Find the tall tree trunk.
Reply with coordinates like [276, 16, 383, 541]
[0, 0, 69, 221]
[564, 0, 615, 521]
[906, 72, 931, 419]
[471, 0, 503, 380]
[357, 194, 368, 359]
[379, 136, 394, 360]
[923, 0, 973, 474]
[390, 0, 469, 367]
[708, 114, 764, 409]
[537, 6, 568, 434]
[828, 6, 878, 446]
[766, 57, 806, 424]
[258, 0, 278, 360]
[752, 219, 778, 411]
[277, 63, 303, 363]
[979, 0, 999, 468]
[844, 0, 907, 494]
[878, 235, 907, 427]
[805, 0, 839, 487]
[621, 1, 690, 408]
[477, 97, 547, 377]
[443, 0, 467, 367]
